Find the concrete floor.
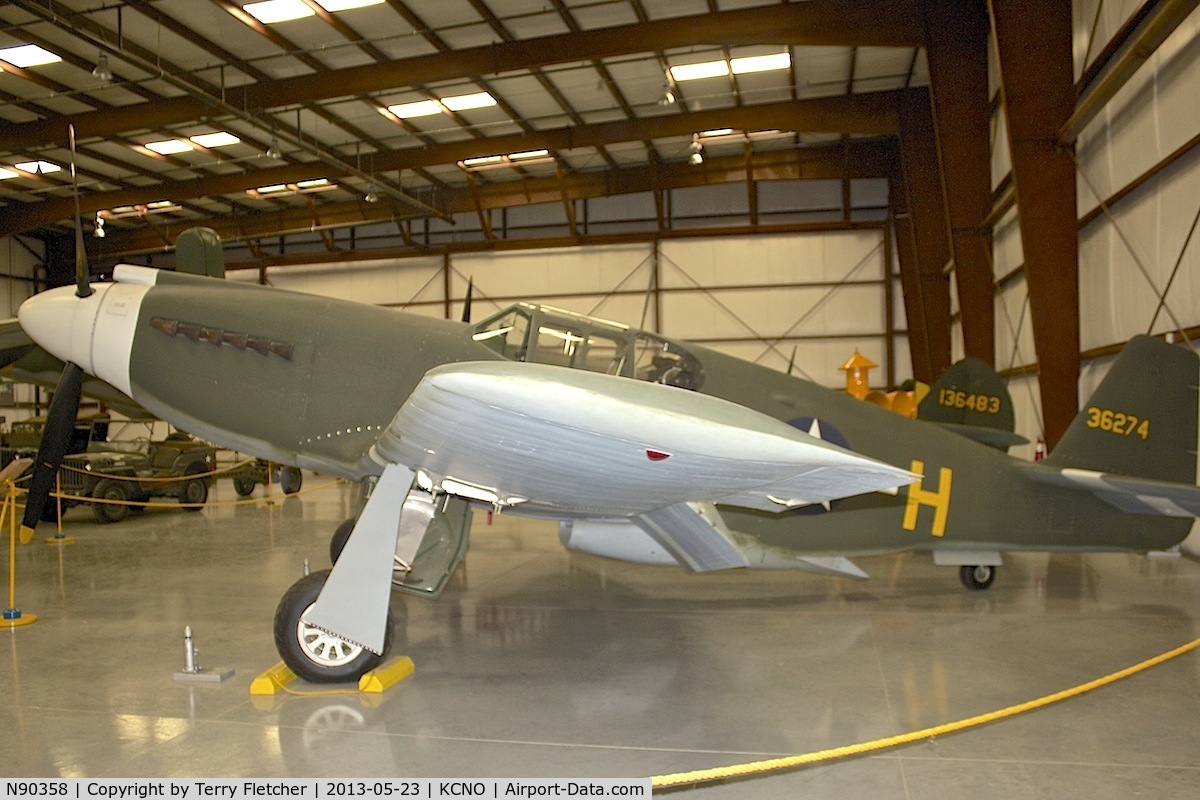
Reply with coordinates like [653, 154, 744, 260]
[3, 474, 1200, 797]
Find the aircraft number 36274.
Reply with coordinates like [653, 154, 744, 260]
[1085, 406, 1150, 439]
[937, 389, 1001, 414]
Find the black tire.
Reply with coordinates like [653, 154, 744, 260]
[272, 569, 391, 683]
[277, 466, 303, 495]
[179, 477, 208, 510]
[960, 564, 996, 591]
[232, 477, 257, 498]
[329, 518, 356, 565]
[91, 479, 130, 524]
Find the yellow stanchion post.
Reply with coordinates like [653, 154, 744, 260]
[45, 472, 73, 544]
[3, 458, 36, 629]
[259, 462, 281, 509]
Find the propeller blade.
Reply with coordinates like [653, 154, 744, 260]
[20, 362, 85, 536]
[69, 124, 93, 299]
[461, 277, 474, 324]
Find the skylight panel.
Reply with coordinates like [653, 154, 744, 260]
[0, 44, 62, 68]
[441, 92, 497, 112]
[387, 99, 443, 119]
[670, 60, 729, 82]
[459, 149, 555, 170]
[14, 160, 60, 174]
[317, 0, 385, 10]
[243, 0, 315, 24]
[144, 139, 194, 155]
[190, 132, 241, 148]
[0, 168, 19, 180]
[731, 53, 792, 74]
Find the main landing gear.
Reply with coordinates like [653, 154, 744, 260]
[273, 569, 391, 683]
[270, 479, 473, 684]
[959, 564, 996, 591]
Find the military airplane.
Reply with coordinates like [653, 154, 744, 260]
[9, 240, 1200, 683]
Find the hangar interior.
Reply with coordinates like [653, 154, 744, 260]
[1, 0, 1200, 795]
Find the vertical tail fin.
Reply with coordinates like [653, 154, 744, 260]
[175, 227, 225, 279]
[1044, 335, 1198, 483]
[917, 357, 1024, 449]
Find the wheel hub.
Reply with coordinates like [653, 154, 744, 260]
[296, 604, 364, 667]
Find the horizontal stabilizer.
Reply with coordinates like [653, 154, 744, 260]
[1025, 467, 1200, 518]
[793, 556, 869, 580]
[633, 502, 749, 572]
[934, 422, 1027, 449]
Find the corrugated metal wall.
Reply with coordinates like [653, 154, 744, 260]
[991, 2, 1200, 462]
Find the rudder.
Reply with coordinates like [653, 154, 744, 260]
[175, 226, 225, 279]
[1045, 335, 1198, 483]
[918, 357, 1024, 449]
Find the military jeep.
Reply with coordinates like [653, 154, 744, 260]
[57, 433, 217, 523]
[0, 413, 110, 468]
[228, 458, 303, 497]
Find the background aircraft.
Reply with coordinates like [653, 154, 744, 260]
[9, 246, 1200, 683]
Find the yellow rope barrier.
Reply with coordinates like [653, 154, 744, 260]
[56, 457, 258, 483]
[12, 476, 346, 512]
[649, 636, 1200, 790]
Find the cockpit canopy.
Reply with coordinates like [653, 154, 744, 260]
[472, 303, 704, 391]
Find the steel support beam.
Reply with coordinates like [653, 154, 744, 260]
[1063, 0, 1200, 143]
[990, 0, 1079, 448]
[922, 0, 994, 365]
[217, 220, 886, 271]
[895, 92, 952, 384]
[0, 92, 906, 238]
[888, 168, 929, 382]
[0, 1, 921, 153]
[93, 140, 894, 257]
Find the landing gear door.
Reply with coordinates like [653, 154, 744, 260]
[392, 495, 472, 599]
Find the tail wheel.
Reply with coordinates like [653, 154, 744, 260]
[91, 478, 130, 523]
[329, 519, 355, 565]
[960, 564, 996, 591]
[273, 569, 391, 683]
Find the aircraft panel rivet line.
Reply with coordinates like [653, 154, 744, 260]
[648, 636, 1200, 790]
